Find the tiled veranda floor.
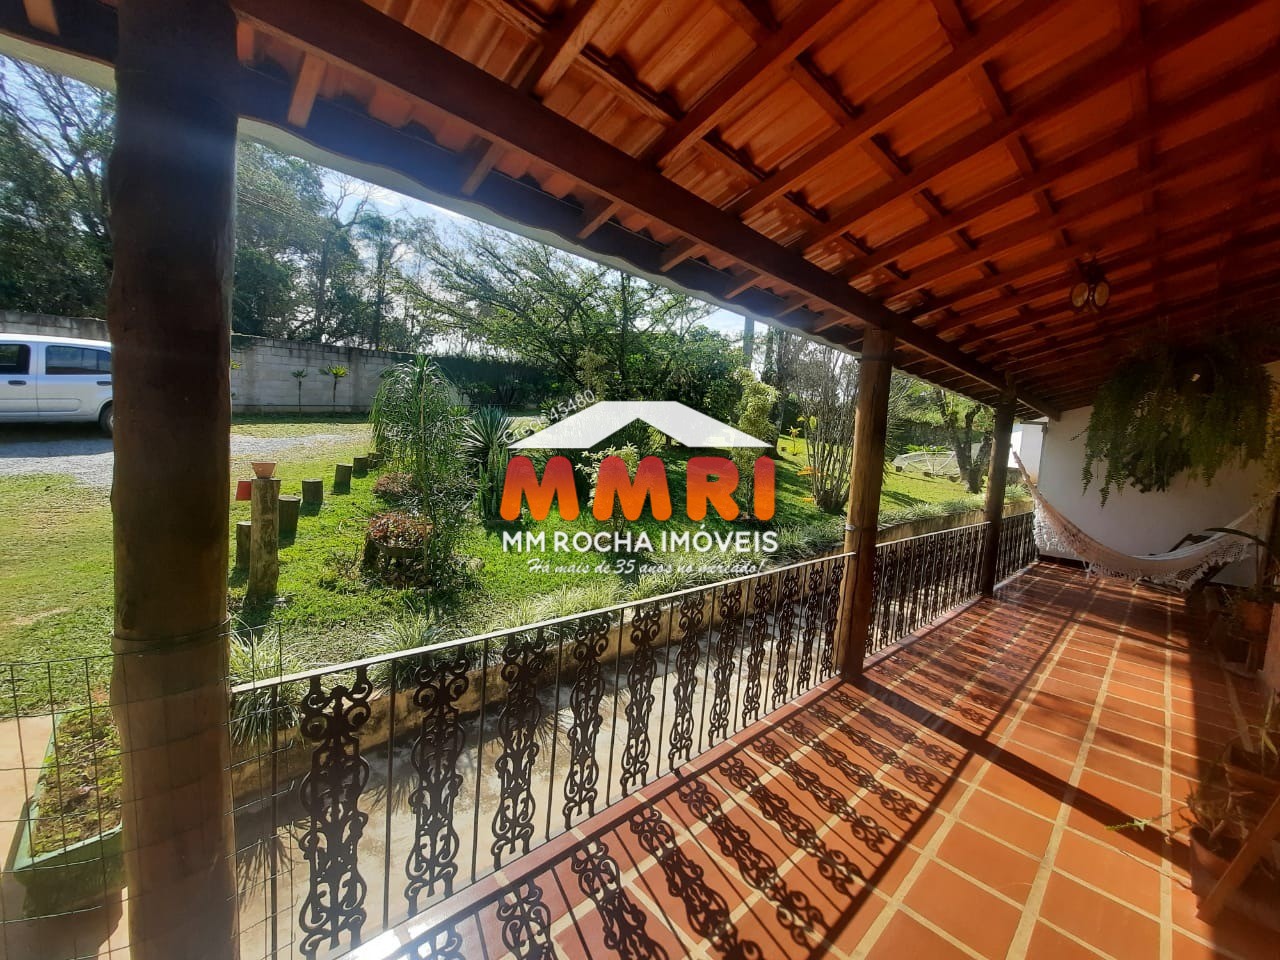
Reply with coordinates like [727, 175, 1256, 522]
[367, 563, 1274, 960]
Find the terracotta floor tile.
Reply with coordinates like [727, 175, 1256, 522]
[955, 789, 1055, 858]
[1051, 829, 1164, 917]
[342, 565, 1267, 960]
[934, 821, 1040, 903]
[862, 910, 974, 960]
[1083, 744, 1165, 795]
[902, 860, 1024, 959]
[1026, 921, 1106, 958]
[1038, 872, 1161, 958]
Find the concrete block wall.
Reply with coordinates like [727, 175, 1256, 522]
[228, 335, 414, 414]
[0, 310, 109, 341]
[0, 312, 419, 414]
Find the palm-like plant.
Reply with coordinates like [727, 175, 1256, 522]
[370, 358, 470, 585]
[322, 365, 349, 412]
[464, 406, 514, 524]
[291, 369, 308, 413]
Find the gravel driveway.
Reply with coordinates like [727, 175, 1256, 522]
[0, 429, 358, 487]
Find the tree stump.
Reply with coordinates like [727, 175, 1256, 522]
[334, 463, 352, 493]
[247, 477, 280, 599]
[352, 455, 369, 476]
[278, 495, 301, 540]
[301, 478, 324, 506]
[235, 521, 251, 568]
[365, 451, 381, 468]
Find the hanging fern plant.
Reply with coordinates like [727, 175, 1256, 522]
[1082, 331, 1273, 505]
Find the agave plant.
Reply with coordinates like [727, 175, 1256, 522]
[464, 405, 514, 524]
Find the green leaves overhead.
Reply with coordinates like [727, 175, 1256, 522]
[1082, 331, 1274, 504]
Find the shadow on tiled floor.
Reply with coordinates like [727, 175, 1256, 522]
[360, 564, 1274, 960]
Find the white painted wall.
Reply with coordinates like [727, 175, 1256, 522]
[1011, 422, 1045, 481]
[1037, 398, 1275, 586]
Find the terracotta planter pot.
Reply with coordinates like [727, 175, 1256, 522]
[1238, 598, 1273, 636]
[1189, 827, 1280, 931]
[250, 460, 277, 479]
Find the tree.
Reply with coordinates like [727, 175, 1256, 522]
[794, 343, 861, 513]
[932, 388, 994, 493]
[407, 225, 743, 418]
[0, 59, 113, 316]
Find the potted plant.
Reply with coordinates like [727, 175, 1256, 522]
[1082, 330, 1272, 505]
[1185, 752, 1280, 929]
[1224, 694, 1280, 798]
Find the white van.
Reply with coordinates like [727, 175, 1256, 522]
[0, 335, 114, 435]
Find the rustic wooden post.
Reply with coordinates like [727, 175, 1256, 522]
[978, 397, 1017, 596]
[352, 454, 370, 476]
[334, 463, 353, 493]
[301, 477, 324, 506]
[105, 0, 239, 957]
[248, 477, 281, 598]
[234, 520, 251, 568]
[837, 327, 896, 681]
[278, 494, 301, 539]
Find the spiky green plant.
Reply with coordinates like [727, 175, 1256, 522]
[464, 406, 514, 524]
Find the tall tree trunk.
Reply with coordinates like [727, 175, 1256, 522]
[108, 0, 239, 957]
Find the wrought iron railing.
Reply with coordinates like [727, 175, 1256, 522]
[867, 511, 1038, 657]
[995, 510, 1038, 584]
[230, 551, 851, 960]
[868, 521, 986, 656]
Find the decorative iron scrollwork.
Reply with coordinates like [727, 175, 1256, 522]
[408, 922, 466, 960]
[707, 582, 743, 744]
[297, 666, 374, 959]
[771, 567, 801, 710]
[621, 603, 662, 795]
[741, 574, 773, 726]
[667, 592, 705, 767]
[496, 880, 555, 960]
[796, 564, 826, 692]
[563, 613, 611, 827]
[571, 837, 670, 960]
[820, 556, 844, 676]
[492, 630, 548, 867]
[406, 651, 470, 910]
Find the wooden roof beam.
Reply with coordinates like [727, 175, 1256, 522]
[841, 39, 1279, 284]
[802, 0, 1264, 252]
[21, 0, 56, 34]
[286, 52, 326, 126]
[235, 0, 1067, 411]
[950, 224, 1280, 346]
[645, 0, 849, 167]
[875, 120, 1261, 298]
[730, 0, 1061, 217]
[906, 187, 1280, 321]
[577, 195, 621, 238]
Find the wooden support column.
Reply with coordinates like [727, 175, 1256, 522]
[978, 397, 1017, 596]
[837, 327, 896, 680]
[107, 1, 239, 958]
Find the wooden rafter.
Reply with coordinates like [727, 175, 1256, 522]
[800, 0, 1262, 253]
[644, 0, 847, 167]
[21, 0, 55, 34]
[729, 0, 1060, 217]
[232, 0, 1060, 416]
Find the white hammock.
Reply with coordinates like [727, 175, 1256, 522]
[1012, 453, 1258, 592]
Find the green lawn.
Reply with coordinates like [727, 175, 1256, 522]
[0, 420, 1027, 706]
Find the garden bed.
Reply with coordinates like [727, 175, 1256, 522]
[13, 706, 124, 914]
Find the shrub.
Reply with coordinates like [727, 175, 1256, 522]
[373, 471, 417, 502]
[370, 358, 472, 585]
[464, 406, 514, 524]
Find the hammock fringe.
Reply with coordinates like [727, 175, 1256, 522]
[1014, 454, 1257, 593]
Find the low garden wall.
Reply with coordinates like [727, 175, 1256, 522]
[0, 311, 551, 413]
